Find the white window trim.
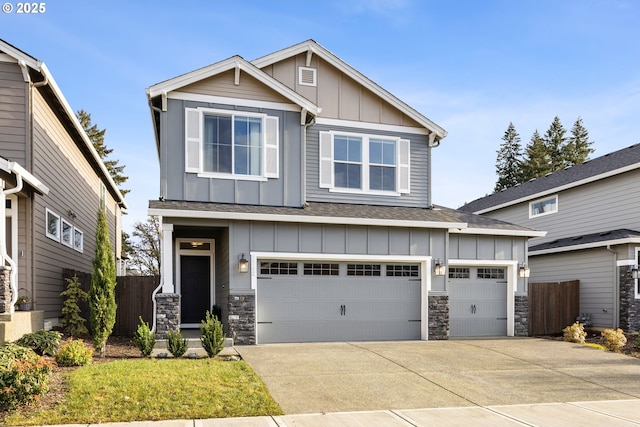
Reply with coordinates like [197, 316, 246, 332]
[73, 228, 84, 253]
[61, 219, 73, 248]
[321, 130, 408, 196]
[186, 107, 278, 182]
[529, 194, 558, 219]
[45, 209, 60, 241]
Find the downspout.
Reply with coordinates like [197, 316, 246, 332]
[150, 215, 163, 333]
[2, 171, 24, 313]
[606, 245, 619, 328]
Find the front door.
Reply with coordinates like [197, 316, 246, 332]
[180, 255, 211, 324]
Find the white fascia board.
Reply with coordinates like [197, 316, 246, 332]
[314, 117, 430, 136]
[148, 207, 467, 230]
[252, 41, 446, 139]
[147, 56, 320, 116]
[449, 227, 547, 238]
[473, 163, 640, 215]
[39, 64, 127, 208]
[168, 92, 302, 112]
[0, 40, 41, 69]
[529, 238, 640, 256]
[448, 259, 518, 267]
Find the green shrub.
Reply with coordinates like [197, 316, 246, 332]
[55, 339, 93, 366]
[563, 322, 586, 344]
[14, 330, 62, 356]
[60, 275, 89, 337]
[132, 316, 155, 357]
[601, 328, 627, 352]
[167, 329, 188, 358]
[0, 343, 53, 410]
[635, 334, 640, 349]
[200, 310, 225, 357]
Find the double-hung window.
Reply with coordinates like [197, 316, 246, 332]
[319, 131, 410, 195]
[185, 107, 279, 180]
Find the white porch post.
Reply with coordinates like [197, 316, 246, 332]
[161, 223, 174, 293]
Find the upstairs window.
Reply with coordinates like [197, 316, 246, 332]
[529, 195, 558, 218]
[185, 108, 279, 180]
[319, 131, 409, 195]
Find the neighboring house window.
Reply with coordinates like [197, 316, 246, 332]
[319, 131, 410, 195]
[73, 228, 84, 253]
[529, 195, 558, 218]
[185, 107, 279, 180]
[61, 219, 73, 248]
[46, 209, 60, 241]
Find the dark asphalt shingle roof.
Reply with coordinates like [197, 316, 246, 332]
[459, 143, 640, 213]
[529, 228, 640, 253]
[148, 200, 539, 234]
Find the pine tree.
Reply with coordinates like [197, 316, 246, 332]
[60, 276, 89, 337]
[494, 122, 524, 192]
[564, 117, 594, 166]
[77, 109, 129, 195]
[543, 116, 568, 170]
[89, 207, 117, 356]
[522, 130, 551, 181]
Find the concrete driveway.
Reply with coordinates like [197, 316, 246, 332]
[237, 338, 640, 415]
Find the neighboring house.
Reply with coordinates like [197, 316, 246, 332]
[460, 143, 640, 332]
[0, 39, 127, 343]
[146, 40, 543, 344]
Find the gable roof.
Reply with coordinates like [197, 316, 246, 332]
[460, 143, 640, 214]
[529, 228, 640, 255]
[146, 55, 320, 116]
[0, 39, 127, 209]
[252, 40, 447, 143]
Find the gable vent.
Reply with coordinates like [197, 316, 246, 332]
[298, 66, 317, 87]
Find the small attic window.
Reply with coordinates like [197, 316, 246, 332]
[298, 66, 317, 87]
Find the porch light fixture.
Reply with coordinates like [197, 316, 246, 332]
[632, 266, 639, 280]
[519, 264, 531, 278]
[238, 253, 249, 273]
[433, 258, 446, 276]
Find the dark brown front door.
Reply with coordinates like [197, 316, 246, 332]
[180, 255, 211, 324]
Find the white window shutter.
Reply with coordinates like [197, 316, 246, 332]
[319, 131, 333, 188]
[264, 116, 279, 178]
[397, 138, 410, 193]
[185, 108, 201, 173]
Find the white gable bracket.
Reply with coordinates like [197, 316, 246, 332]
[428, 132, 440, 148]
[234, 61, 241, 86]
[306, 47, 314, 67]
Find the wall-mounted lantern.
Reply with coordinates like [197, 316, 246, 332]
[238, 253, 249, 273]
[433, 258, 446, 276]
[518, 263, 531, 278]
[632, 265, 639, 279]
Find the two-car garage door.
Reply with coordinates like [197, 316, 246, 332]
[256, 261, 421, 343]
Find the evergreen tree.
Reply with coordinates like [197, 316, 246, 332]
[60, 276, 89, 337]
[494, 122, 524, 192]
[77, 109, 129, 195]
[89, 207, 117, 357]
[543, 116, 568, 170]
[522, 130, 551, 181]
[564, 117, 594, 166]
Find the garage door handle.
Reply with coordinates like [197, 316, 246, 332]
[340, 305, 345, 316]
[471, 304, 477, 314]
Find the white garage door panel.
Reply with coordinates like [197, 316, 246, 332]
[449, 268, 508, 337]
[257, 266, 421, 343]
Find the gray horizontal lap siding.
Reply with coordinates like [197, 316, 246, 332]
[305, 124, 431, 207]
[0, 62, 27, 165]
[163, 99, 302, 207]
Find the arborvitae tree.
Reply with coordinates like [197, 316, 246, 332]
[522, 130, 552, 181]
[77, 109, 129, 195]
[543, 116, 568, 171]
[494, 122, 524, 192]
[564, 117, 594, 166]
[89, 207, 117, 357]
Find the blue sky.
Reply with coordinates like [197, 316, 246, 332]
[2, 0, 639, 233]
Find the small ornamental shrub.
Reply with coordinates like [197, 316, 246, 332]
[60, 275, 89, 337]
[14, 330, 62, 356]
[635, 334, 640, 349]
[55, 339, 93, 366]
[563, 322, 586, 344]
[200, 310, 225, 357]
[167, 329, 188, 358]
[133, 316, 155, 357]
[0, 344, 53, 410]
[601, 328, 627, 352]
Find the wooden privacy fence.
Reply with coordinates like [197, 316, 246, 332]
[63, 270, 159, 337]
[528, 280, 580, 336]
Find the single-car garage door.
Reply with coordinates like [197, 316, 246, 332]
[257, 261, 421, 343]
[449, 266, 507, 337]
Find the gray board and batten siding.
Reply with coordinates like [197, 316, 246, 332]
[162, 99, 303, 207]
[0, 61, 28, 166]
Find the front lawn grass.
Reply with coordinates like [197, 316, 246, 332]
[4, 358, 282, 426]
